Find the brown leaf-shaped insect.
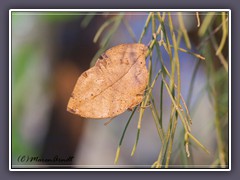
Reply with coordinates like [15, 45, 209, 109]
[67, 43, 149, 119]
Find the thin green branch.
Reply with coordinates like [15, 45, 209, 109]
[153, 107, 176, 168]
[168, 44, 205, 60]
[178, 12, 191, 49]
[93, 16, 117, 43]
[123, 18, 137, 43]
[198, 12, 216, 37]
[80, 13, 95, 28]
[161, 75, 190, 133]
[114, 107, 137, 164]
[159, 80, 164, 128]
[150, 98, 165, 143]
[100, 14, 124, 48]
[91, 13, 124, 67]
[155, 42, 192, 128]
[209, 23, 228, 72]
[197, 17, 229, 50]
[138, 13, 152, 43]
[165, 13, 182, 167]
[131, 69, 162, 156]
[186, 60, 201, 107]
[216, 12, 228, 55]
[187, 133, 210, 155]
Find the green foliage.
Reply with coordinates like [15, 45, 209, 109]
[87, 12, 229, 168]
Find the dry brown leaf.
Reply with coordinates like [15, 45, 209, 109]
[67, 43, 149, 119]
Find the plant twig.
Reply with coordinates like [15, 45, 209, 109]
[178, 12, 191, 49]
[114, 107, 137, 164]
[196, 12, 201, 27]
[131, 69, 162, 156]
[216, 12, 228, 55]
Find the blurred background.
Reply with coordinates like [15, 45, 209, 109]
[11, 11, 229, 168]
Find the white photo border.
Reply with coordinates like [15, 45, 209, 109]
[9, 9, 231, 171]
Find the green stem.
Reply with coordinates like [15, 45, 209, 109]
[114, 107, 137, 164]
